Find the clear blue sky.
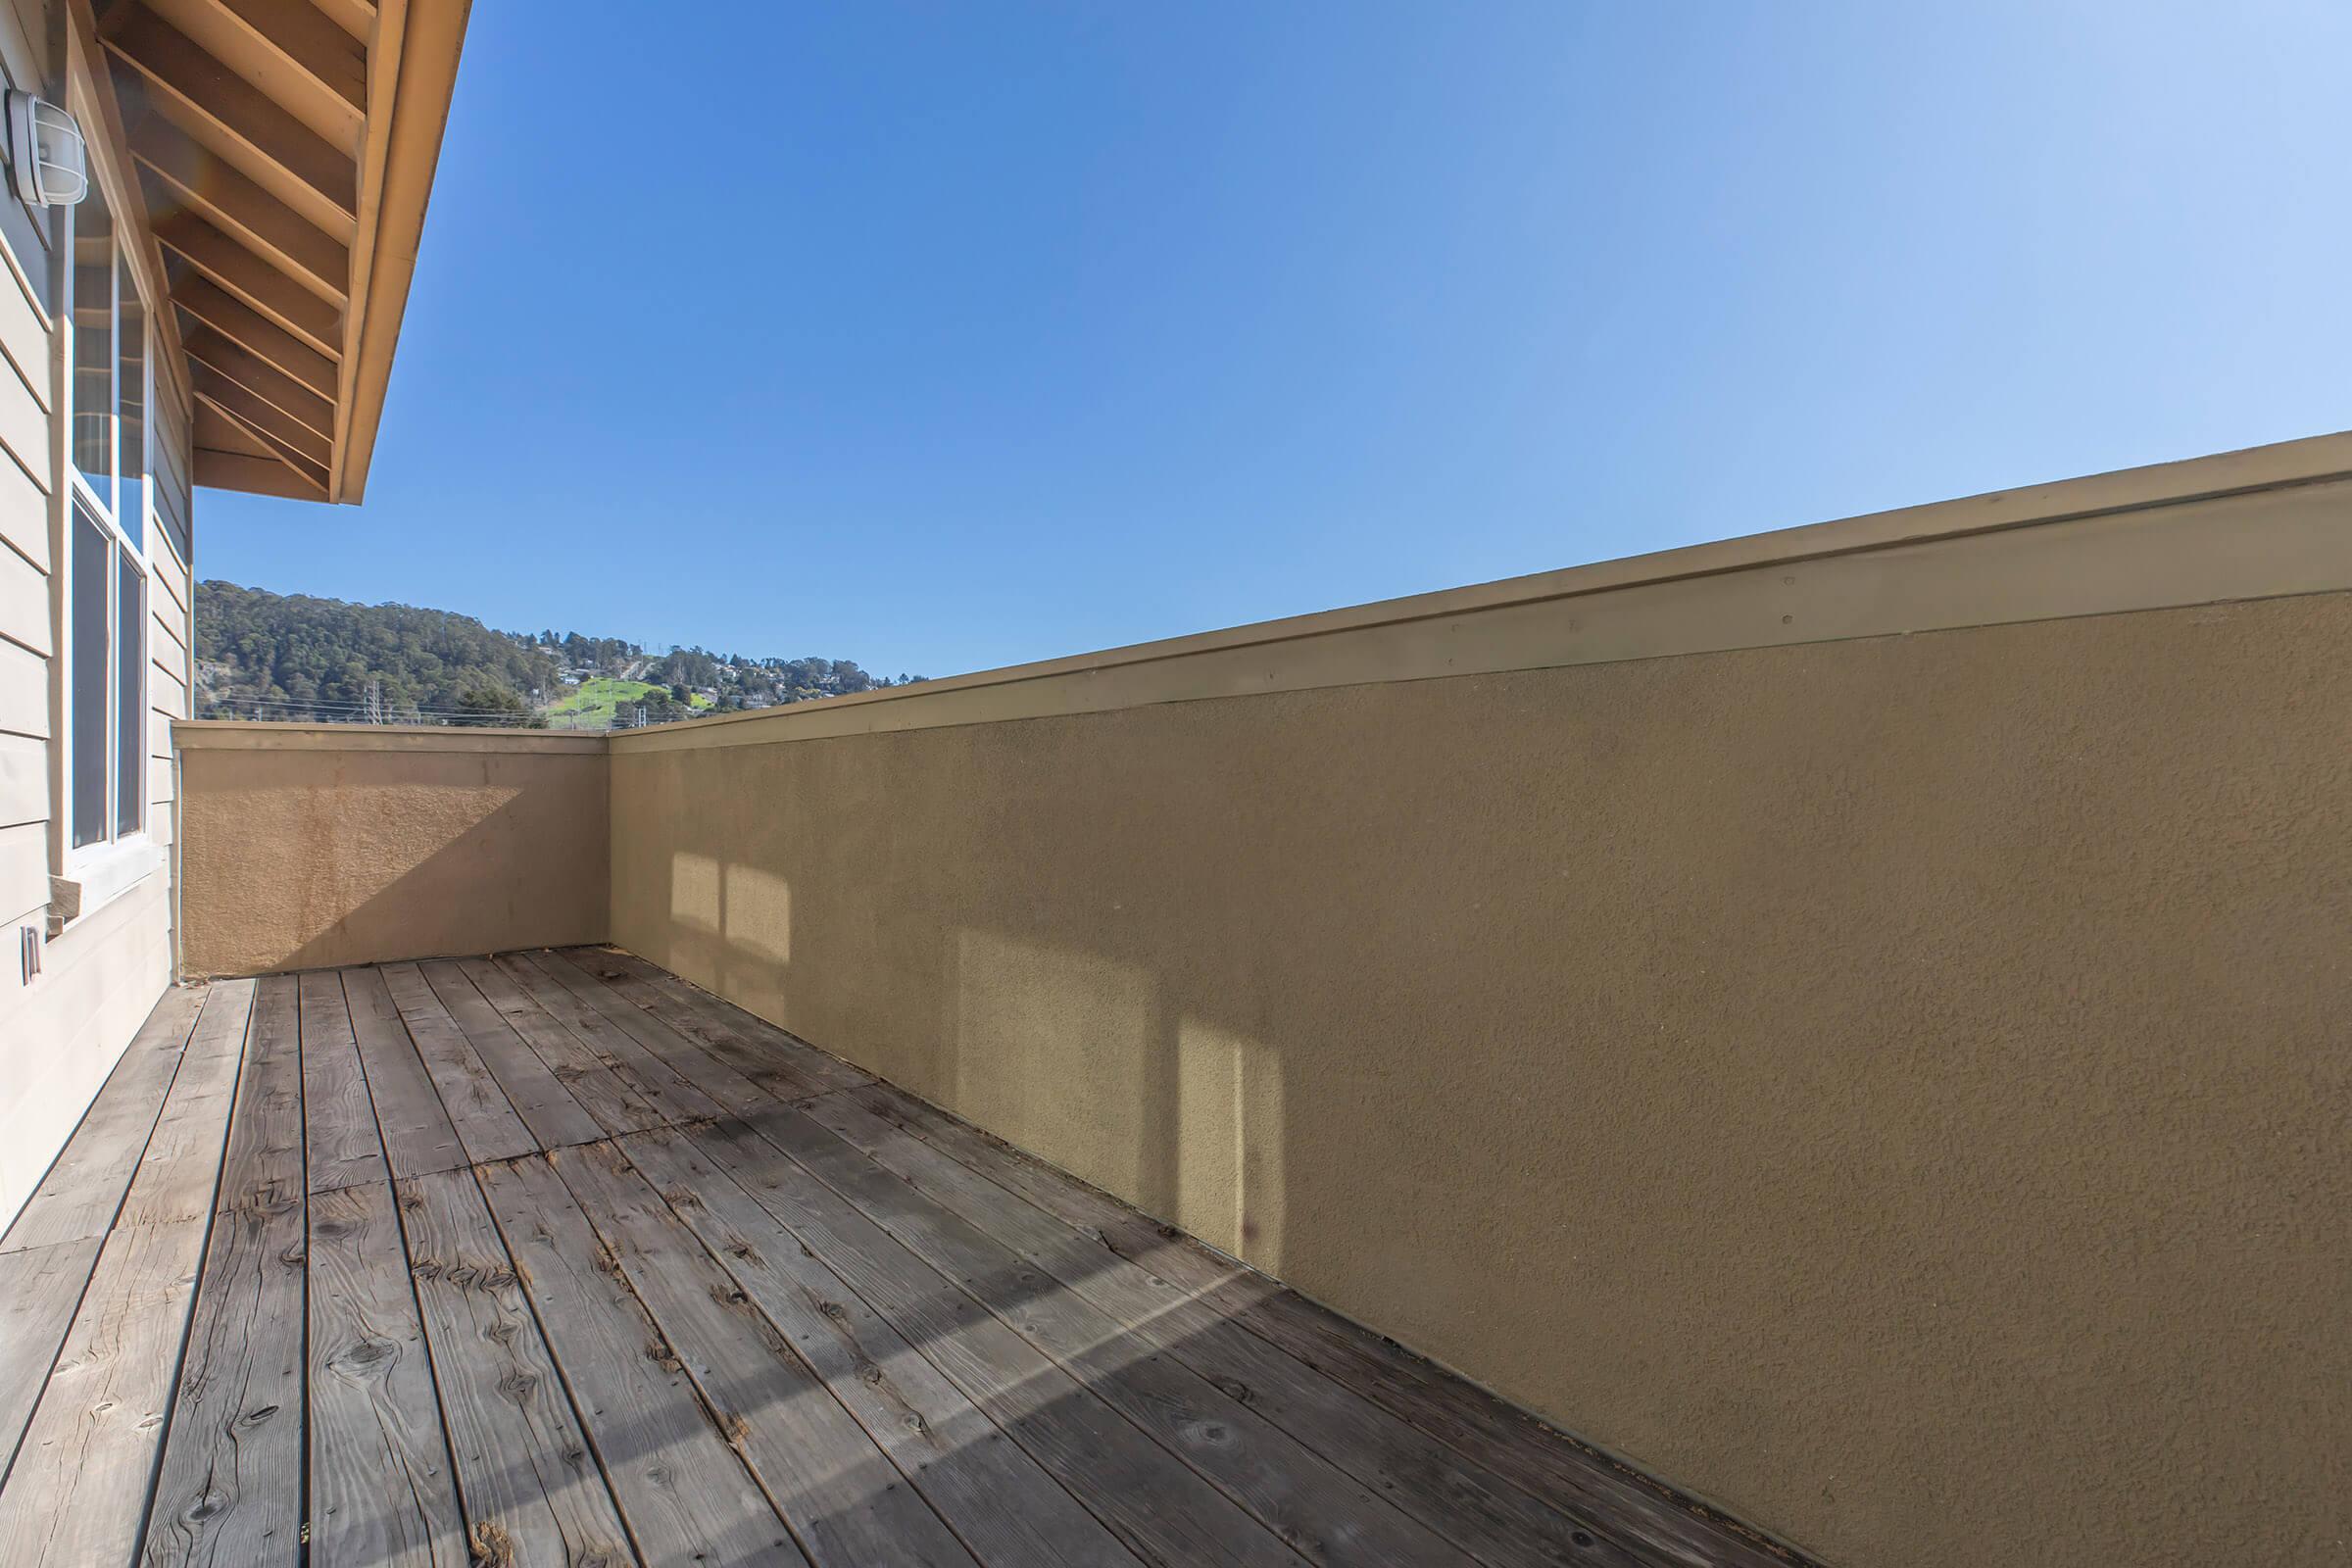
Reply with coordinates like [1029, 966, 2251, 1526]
[199, 1, 2352, 679]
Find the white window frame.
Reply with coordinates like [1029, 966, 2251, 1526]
[58, 68, 154, 880]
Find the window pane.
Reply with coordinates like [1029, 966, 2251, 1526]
[71, 508, 108, 848]
[117, 555, 142, 835]
[71, 179, 113, 506]
[117, 257, 143, 551]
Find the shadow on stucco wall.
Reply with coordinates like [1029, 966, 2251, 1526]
[178, 740, 608, 975]
[604, 594, 2352, 1568]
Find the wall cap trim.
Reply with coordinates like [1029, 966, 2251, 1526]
[173, 721, 608, 756]
[611, 428, 2352, 756]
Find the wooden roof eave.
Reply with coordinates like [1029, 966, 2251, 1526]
[89, 0, 466, 505]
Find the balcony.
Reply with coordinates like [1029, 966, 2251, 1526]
[4, 432, 2348, 1567]
[0, 948, 1785, 1568]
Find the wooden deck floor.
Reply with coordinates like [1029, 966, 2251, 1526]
[0, 950, 1797, 1568]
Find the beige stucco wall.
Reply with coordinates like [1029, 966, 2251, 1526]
[604, 437, 2352, 1568]
[177, 725, 608, 975]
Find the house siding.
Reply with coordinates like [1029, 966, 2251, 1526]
[0, 0, 197, 1231]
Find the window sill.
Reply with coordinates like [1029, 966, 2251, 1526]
[50, 838, 165, 935]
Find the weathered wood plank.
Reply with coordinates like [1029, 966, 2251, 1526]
[808, 1089, 1642, 1568]
[142, 1191, 306, 1566]
[18, 956, 1783, 1568]
[454, 957, 666, 1138]
[375, 964, 537, 1164]
[301, 970, 387, 1194]
[475, 1152, 806, 1565]
[0, 1216, 208, 1567]
[555, 1138, 980, 1568]
[564, 947, 847, 1102]
[416, 960, 604, 1150]
[306, 1181, 466, 1568]
[1, 987, 203, 1252]
[618, 1126, 1147, 1568]
[395, 1168, 633, 1568]
[528, 950, 779, 1118]
[583, 947, 870, 1097]
[216, 974, 303, 1213]
[681, 1117, 1298, 1568]
[750, 1102, 1475, 1568]
[118, 981, 255, 1229]
[860, 1084, 1790, 1568]
[340, 968, 466, 1179]
[0, 1237, 105, 1479]
[490, 954, 724, 1125]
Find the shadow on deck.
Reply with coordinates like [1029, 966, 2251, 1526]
[0, 949, 1809, 1568]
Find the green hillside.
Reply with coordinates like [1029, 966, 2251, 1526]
[194, 580, 921, 729]
[544, 677, 712, 728]
[195, 580, 556, 724]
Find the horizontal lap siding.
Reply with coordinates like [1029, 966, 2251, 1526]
[152, 386, 191, 566]
[0, 637, 43, 737]
[0, 817, 35, 906]
[0, 424, 42, 917]
[151, 617, 187, 680]
[152, 664, 187, 729]
[0, 0, 46, 937]
[0, 535, 43, 655]
[0, 442, 46, 574]
[0, 0, 51, 337]
[0, 0, 176, 1242]
[0, 0, 48, 131]
[0, 729, 40, 826]
[0, 108, 43, 417]
[148, 381, 193, 989]
[0, 342, 46, 495]
[149, 456, 191, 819]
[149, 538, 187, 625]
[0, 243, 41, 410]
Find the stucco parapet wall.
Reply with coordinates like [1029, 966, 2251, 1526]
[172, 721, 609, 756]
[611, 428, 2352, 755]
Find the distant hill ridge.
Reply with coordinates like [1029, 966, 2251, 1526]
[193, 580, 922, 728]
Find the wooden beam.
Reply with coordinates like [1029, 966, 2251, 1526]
[338, 0, 458, 504]
[172, 0, 367, 122]
[145, 182, 343, 354]
[190, 363, 330, 467]
[181, 319, 334, 437]
[129, 113, 348, 300]
[107, 6, 358, 227]
[193, 396, 274, 457]
[173, 272, 337, 399]
[195, 447, 320, 496]
[194, 398, 328, 493]
[206, 416, 331, 494]
[311, 0, 373, 44]
[331, 0, 402, 500]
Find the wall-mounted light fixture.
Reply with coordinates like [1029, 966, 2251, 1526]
[6, 90, 87, 207]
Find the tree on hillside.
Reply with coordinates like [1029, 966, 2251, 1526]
[454, 681, 539, 726]
[195, 580, 908, 728]
[196, 581, 559, 720]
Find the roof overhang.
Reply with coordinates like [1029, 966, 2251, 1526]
[87, 0, 467, 503]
